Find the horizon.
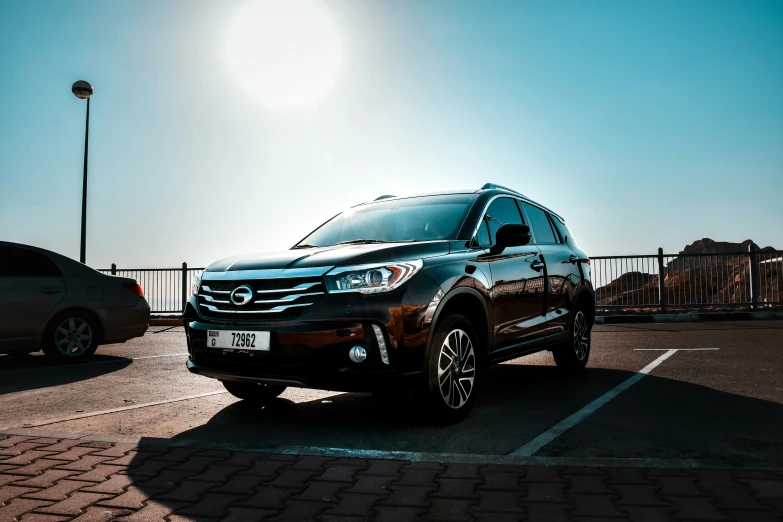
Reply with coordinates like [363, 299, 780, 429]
[1, 0, 782, 268]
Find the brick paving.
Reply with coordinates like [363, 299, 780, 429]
[0, 434, 782, 521]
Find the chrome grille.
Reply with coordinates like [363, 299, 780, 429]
[198, 276, 324, 320]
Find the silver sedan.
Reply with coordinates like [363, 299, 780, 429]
[0, 241, 149, 362]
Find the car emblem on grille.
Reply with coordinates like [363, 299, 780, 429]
[230, 285, 254, 306]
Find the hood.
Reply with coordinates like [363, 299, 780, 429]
[205, 241, 451, 273]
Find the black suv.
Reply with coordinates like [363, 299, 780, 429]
[184, 184, 594, 420]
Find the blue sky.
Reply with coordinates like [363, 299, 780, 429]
[1, 0, 781, 268]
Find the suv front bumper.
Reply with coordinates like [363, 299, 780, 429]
[185, 359, 423, 392]
[183, 275, 441, 392]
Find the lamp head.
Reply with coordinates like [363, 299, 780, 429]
[72, 80, 93, 99]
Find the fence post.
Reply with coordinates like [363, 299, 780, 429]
[749, 244, 759, 309]
[111, 263, 116, 275]
[181, 262, 188, 313]
[657, 247, 666, 312]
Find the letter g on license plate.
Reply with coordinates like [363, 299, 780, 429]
[207, 330, 270, 351]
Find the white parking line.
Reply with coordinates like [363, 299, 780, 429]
[634, 348, 720, 351]
[26, 390, 228, 427]
[0, 353, 189, 375]
[510, 349, 679, 457]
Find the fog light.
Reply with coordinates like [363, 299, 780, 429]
[371, 324, 390, 365]
[348, 346, 367, 363]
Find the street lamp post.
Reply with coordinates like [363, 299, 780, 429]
[72, 80, 93, 264]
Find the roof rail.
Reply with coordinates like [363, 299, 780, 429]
[480, 183, 526, 197]
[374, 195, 396, 201]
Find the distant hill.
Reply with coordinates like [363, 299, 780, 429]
[596, 238, 781, 309]
[666, 238, 774, 271]
[681, 238, 761, 254]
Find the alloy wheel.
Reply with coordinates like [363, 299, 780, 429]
[573, 310, 589, 361]
[437, 329, 476, 409]
[54, 318, 93, 357]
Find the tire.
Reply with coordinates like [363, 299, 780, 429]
[422, 314, 480, 422]
[222, 381, 286, 404]
[553, 304, 591, 371]
[42, 311, 100, 363]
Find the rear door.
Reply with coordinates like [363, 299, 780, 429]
[0, 246, 66, 349]
[518, 202, 579, 338]
[475, 197, 547, 352]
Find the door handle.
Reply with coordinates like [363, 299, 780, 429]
[39, 288, 62, 295]
[531, 260, 545, 271]
[568, 255, 579, 263]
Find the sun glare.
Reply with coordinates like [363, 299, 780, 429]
[225, 0, 342, 111]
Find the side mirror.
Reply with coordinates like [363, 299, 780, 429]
[490, 224, 531, 254]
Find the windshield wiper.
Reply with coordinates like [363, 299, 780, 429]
[333, 239, 388, 246]
[291, 244, 319, 249]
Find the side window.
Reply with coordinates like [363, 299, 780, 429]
[0, 246, 62, 277]
[520, 203, 557, 244]
[477, 197, 524, 247]
[551, 216, 570, 244]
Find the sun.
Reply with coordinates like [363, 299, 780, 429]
[225, 0, 342, 111]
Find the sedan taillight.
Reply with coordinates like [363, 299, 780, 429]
[123, 282, 144, 297]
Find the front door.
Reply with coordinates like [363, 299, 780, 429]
[474, 197, 546, 352]
[0, 245, 66, 349]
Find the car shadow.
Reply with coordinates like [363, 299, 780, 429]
[157, 365, 634, 455]
[0, 354, 133, 394]
[124, 363, 783, 519]
[535, 368, 783, 462]
[127, 363, 783, 459]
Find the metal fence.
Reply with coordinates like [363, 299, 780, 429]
[98, 263, 204, 314]
[593, 246, 783, 312]
[101, 246, 783, 314]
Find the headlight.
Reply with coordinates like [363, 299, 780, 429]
[192, 275, 202, 296]
[324, 260, 423, 294]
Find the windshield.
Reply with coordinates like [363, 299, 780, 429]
[296, 194, 476, 247]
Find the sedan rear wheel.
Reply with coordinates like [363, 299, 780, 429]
[42, 312, 100, 362]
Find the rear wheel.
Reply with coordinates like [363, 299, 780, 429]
[553, 305, 591, 371]
[222, 381, 286, 404]
[422, 314, 480, 422]
[42, 311, 100, 362]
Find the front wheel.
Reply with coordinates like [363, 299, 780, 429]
[222, 381, 286, 404]
[422, 314, 480, 422]
[553, 306, 591, 371]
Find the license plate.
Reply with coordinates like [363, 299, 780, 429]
[207, 330, 270, 351]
